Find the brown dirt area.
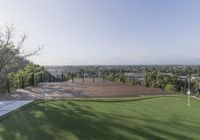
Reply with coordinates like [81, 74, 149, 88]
[0, 78, 169, 100]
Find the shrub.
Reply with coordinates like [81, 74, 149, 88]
[165, 84, 177, 92]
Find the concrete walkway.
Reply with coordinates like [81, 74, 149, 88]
[0, 100, 32, 117]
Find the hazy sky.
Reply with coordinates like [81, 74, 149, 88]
[0, 0, 200, 65]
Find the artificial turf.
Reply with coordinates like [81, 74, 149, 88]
[0, 96, 200, 140]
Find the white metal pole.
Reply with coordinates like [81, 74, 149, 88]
[45, 93, 48, 111]
[187, 93, 190, 106]
[187, 75, 191, 107]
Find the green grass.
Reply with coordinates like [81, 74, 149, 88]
[0, 96, 200, 140]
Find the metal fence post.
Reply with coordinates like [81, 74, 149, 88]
[93, 73, 95, 83]
[82, 70, 84, 83]
[48, 74, 51, 82]
[32, 73, 35, 86]
[7, 78, 10, 93]
[103, 71, 105, 83]
[40, 73, 43, 82]
[72, 73, 74, 83]
[114, 72, 116, 83]
[61, 73, 64, 82]
[21, 76, 24, 88]
[132, 76, 134, 86]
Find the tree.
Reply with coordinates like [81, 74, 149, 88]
[0, 24, 41, 75]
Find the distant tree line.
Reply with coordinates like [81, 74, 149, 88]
[58, 65, 200, 95]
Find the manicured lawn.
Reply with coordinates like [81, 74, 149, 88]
[0, 96, 200, 140]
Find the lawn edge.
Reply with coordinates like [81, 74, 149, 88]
[0, 95, 193, 121]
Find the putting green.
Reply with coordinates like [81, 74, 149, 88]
[0, 96, 200, 140]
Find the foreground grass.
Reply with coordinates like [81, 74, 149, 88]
[0, 96, 200, 140]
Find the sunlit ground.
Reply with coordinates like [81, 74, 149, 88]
[0, 96, 200, 140]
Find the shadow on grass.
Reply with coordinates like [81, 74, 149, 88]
[0, 100, 199, 140]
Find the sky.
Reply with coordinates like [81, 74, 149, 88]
[0, 0, 200, 65]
